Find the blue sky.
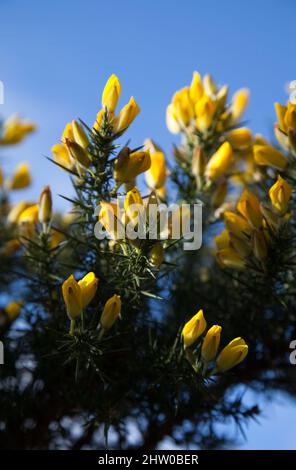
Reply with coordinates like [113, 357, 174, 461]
[1, 0, 296, 448]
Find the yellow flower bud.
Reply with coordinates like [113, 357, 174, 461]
[211, 181, 228, 208]
[166, 103, 181, 134]
[100, 294, 121, 331]
[260, 203, 280, 233]
[50, 229, 64, 249]
[253, 144, 288, 170]
[145, 150, 166, 190]
[215, 85, 228, 111]
[102, 74, 121, 112]
[216, 337, 248, 372]
[203, 74, 217, 96]
[224, 211, 252, 239]
[7, 163, 31, 190]
[72, 120, 89, 148]
[114, 149, 151, 185]
[51, 143, 73, 170]
[269, 175, 292, 215]
[230, 88, 249, 123]
[61, 122, 74, 143]
[274, 102, 287, 133]
[18, 204, 39, 224]
[149, 242, 164, 267]
[7, 201, 30, 224]
[229, 233, 251, 258]
[201, 325, 222, 362]
[189, 71, 203, 103]
[65, 139, 91, 168]
[195, 94, 216, 132]
[192, 146, 206, 178]
[216, 248, 246, 270]
[215, 229, 230, 250]
[124, 187, 144, 225]
[252, 230, 267, 261]
[5, 301, 22, 322]
[0, 115, 35, 145]
[38, 186, 52, 224]
[0, 239, 21, 257]
[285, 102, 296, 132]
[205, 142, 233, 181]
[182, 309, 207, 348]
[93, 109, 105, 132]
[78, 272, 99, 309]
[113, 97, 140, 133]
[226, 128, 253, 149]
[99, 201, 123, 240]
[62, 274, 82, 320]
[237, 189, 262, 229]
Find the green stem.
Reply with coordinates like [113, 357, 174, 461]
[69, 319, 76, 336]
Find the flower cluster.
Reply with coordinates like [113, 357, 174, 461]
[215, 176, 292, 270]
[182, 309, 248, 375]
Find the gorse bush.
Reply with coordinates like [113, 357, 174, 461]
[0, 72, 295, 449]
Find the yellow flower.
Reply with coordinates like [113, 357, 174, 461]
[38, 186, 52, 224]
[230, 88, 249, 123]
[205, 142, 233, 181]
[0, 239, 21, 257]
[7, 163, 31, 190]
[100, 294, 121, 331]
[51, 143, 73, 170]
[166, 103, 181, 134]
[0, 115, 35, 145]
[65, 139, 91, 168]
[182, 309, 207, 348]
[114, 149, 151, 185]
[50, 229, 64, 249]
[113, 97, 140, 133]
[72, 120, 89, 148]
[4, 301, 22, 322]
[7, 201, 31, 224]
[253, 144, 288, 170]
[217, 248, 246, 270]
[195, 94, 216, 132]
[269, 175, 292, 215]
[102, 74, 121, 113]
[203, 74, 217, 96]
[224, 211, 252, 239]
[252, 230, 267, 261]
[149, 243, 164, 267]
[62, 275, 82, 320]
[229, 233, 251, 257]
[124, 187, 144, 225]
[145, 150, 166, 190]
[237, 189, 262, 229]
[215, 229, 230, 250]
[274, 102, 287, 133]
[216, 337, 248, 372]
[226, 128, 253, 149]
[201, 325, 222, 362]
[18, 204, 39, 224]
[78, 272, 99, 309]
[0, 166, 3, 186]
[93, 109, 105, 132]
[260, 204, 280, 233]
[61, 122, 74, 142]
[211, 181, 228, 208]
[99, 201, 123, 240]
[285, 102, 296, 132]
[189, 71, 204, 103]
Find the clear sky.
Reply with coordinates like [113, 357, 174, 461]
[1, 0, 296, 449]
